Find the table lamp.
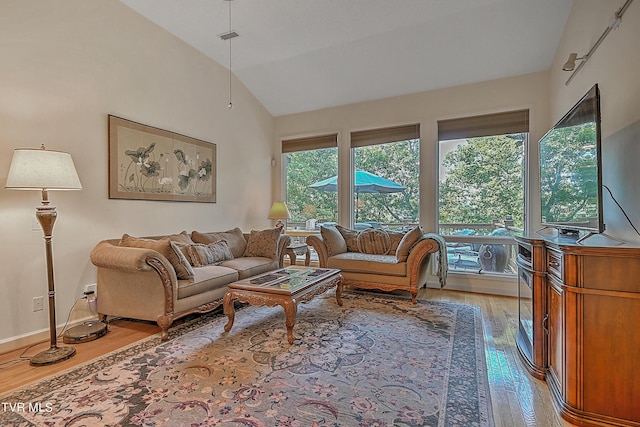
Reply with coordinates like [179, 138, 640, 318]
[267, 201, 291, 229]
[5, 145, 82, 366]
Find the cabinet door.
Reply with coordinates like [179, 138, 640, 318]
[547, 278, 564, 394]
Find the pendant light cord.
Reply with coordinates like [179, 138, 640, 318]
[227, 0, 233, 109]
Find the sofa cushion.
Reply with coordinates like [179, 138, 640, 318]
[167, 231, 195, 245]
[336, 225, 360, 252]
[220, 257, 279, 280]
[320, 225, 347, 256]
[357, 228, 391, 255]
[327, 252, 407, 277]
[396, 226, 423, 262]
[243, 227, 281, 259]
[177, 265, 238, 299]
[192, 228, 247, 258]
[120, 234, 195, 280]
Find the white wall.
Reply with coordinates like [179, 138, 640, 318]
[0, 1, 274, 344]
[274, 72, 551, 295]
[549, 0, 640, 242]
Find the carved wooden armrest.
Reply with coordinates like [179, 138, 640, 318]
[406, 237, 440, 285]
[306, 234, 328, 267]
[276, 234, 292, 267]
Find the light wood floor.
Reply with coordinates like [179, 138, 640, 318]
[424, 288, 572, 427]
[0, 288, 573, 426]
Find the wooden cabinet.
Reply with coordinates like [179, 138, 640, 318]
[514, 235, 547, 379]
[516, 233, 640, 427]
[546, 274, 563, 398]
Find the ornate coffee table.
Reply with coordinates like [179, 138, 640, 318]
[223, 266, 342, 344]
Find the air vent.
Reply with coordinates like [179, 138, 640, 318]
[219, 31, 239, 41]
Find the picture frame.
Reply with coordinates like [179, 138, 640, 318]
[108, 115, 216, 203]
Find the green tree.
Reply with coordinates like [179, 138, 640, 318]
[540, 123, 598, 223]
[439, 135, 524, 231]
[286, 148, 338, 222]
[353, 140, 420, 224]
[286, 141, 420, 226]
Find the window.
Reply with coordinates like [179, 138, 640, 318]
[438, 110, 528, 275]
[351, 124, 420, 229]
[282, 134, 338, 231]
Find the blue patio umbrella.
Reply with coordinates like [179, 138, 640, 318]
[309, 170, 406, 193]
[309, 170, 406, 221]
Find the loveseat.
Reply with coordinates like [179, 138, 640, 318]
[90, 227, 290, 340]
[306, 225, 447, 303]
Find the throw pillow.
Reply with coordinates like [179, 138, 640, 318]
[174, 241, 234, 267]
[243, 227, 282, 259]
[395, 226, 423, 262]
[387, 230, 406, 255]
[173, 243, 194, 266]
[336, 225, 360, 252]
[320, 225, 347, 257]
[208, 240, 234, 264]
[120, 234, 195, 280]
[187, 243, 215, 267]
[356, 228, 391, 255]
[192, 227, 247, 258]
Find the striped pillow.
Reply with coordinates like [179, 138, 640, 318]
[188, 244, 215, 267]
[356, 228, 391, 255]
[208, 240, 234, 264]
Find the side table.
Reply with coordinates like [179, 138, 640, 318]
[285, 243, 310, 266]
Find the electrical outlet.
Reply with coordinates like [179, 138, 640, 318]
[33, 296, 44, 312]
[84, 284, 97, 295]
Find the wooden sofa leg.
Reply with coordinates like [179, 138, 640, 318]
[411, 292, 417, 304]
[157, 315, 173, 341]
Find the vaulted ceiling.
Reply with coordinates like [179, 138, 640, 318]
[120, 0, 573, 116]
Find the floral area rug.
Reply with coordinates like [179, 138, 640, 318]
[1, 292, 493, 426]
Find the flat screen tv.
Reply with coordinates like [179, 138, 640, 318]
[539, 84, 604, 235]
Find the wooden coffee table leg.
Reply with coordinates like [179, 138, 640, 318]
[282, 300, 298, 344]
[336, 277, 343, 306]
[223, 292, 236, 332]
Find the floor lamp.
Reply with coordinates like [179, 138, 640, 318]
[5, 145, 82, 366]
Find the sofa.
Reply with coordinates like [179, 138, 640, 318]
[306, 225, 447, 303]
[90, 227, 290, 340]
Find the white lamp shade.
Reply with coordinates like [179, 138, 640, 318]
[267, 201, 291, 220]
[6, 147, 82, 190]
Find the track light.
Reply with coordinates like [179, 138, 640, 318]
[562, 53, 585, 72]
[562, 0, 634, 85]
